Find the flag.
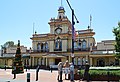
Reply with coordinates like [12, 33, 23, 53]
[90, 15, 92, 22]
[74, 28, 77, 40]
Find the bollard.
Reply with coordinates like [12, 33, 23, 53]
[5, 65, 6, 71]
[50, 66, 53, 73]
[26, 65, 27, 72]
[70, 63, 74, 82]
[59, 66, 63, 82]
[27, 73, 30, 82]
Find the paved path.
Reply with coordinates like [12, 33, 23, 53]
[0, 69, 110, 82]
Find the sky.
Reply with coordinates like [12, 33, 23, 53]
[0, 0, 120, 49]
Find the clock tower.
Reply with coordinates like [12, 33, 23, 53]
[48, 6, 72, 35]
[48, 5, 72, 52]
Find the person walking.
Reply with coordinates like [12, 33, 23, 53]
[63, 60, 70, 80]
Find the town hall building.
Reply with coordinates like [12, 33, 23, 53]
[29, 5, 117, 68]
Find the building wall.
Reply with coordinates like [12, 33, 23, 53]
[97, 40, 115, 50]
[62, 40, 67, 52]
[6, 46, 27, 53]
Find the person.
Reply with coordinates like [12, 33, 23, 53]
[70, 62, 74, 82]
[63, 60, 70, 80]
[57, 62, 63, 81]
[13, 67, 16, 79]
[25, 64, 27, 72]
[50, 65, 53, 73]
[83, 61, 90, 81]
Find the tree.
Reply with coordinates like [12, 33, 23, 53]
[113, 22, 120, 59]
[1, 41, 16, 53]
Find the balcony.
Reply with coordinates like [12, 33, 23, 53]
[67, 47, 90, 52]
[32, 49, 49, 53]
[54, 48, 62, 51]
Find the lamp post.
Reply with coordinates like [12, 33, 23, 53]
[66, 0, 79, 65]
[65, 0, 79, 82]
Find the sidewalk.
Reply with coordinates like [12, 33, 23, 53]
[0, 69, 116, 82]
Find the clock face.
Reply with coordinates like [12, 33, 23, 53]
[55, 28, 62, 34]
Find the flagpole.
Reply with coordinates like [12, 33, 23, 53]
[90, 15, 92, 28]
[33, 22, 35, 35]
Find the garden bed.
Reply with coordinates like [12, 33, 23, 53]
[68, 69, 120, 81]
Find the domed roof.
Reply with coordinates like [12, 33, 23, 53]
[58, 6, 65, 11]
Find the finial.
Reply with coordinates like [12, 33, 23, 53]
[88, 25, 90, 29]
[35, 31, 37, 34]
[61, 0, 63, 7]
[18, 40, 20, 47]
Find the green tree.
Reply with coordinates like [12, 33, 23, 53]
[1, 41, 17, 53]
[113, 22, 120, 59]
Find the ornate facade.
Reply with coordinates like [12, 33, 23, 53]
[29, 6, 118, 68]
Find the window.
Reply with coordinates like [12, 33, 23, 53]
[55, 37, 62, 51]
[55, 41, 59, 49]
[37, 43, 41, 51]
[78, 58, 81, 65]
[45, 42, 48, 51]
[78, 39, 81, 49]
[41, 43, 43, 52]
[74, 42, 77, 49]
[82, 40, 86, 49]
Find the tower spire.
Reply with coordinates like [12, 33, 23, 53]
[61, 0, 63, 7]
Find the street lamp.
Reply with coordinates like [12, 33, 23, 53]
[66, 0, 79, 65]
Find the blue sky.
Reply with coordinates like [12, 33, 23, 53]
[0, 0, 120, 49]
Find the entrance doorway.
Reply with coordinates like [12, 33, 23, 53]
[97, 58, 105, 67]
[55, 58, 61, 65]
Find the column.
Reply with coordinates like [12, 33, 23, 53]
[42, 58, 44, 65]
[90, 57, 93, 66]
[76, 57, 78, 66]
[46, 58, 48, 66]
[69, 55, 71, 63]
[39, 58, 41, 65]
[32, 57, 34, 66]
[86, 55, 88, 61]
[34, 58, 37, 66]
[26, 59, 27, 65]
[29, 57, 31, 66]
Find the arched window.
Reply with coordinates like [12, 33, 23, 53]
[82, 40, 86, 50]
[45, 42, 48, 51]
[55, 40, 59, 49]
[74, 41, 77, 49]
[59, 41, 62, 49]
[37, 43, 41, 52]
[55, 37, 62, 51]
[78, 58, 82, 65]
[78, 39, 81, 49]
[41, 43, 43, 52]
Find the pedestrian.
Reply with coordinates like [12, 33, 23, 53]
[70, 63, 74, 82]
[13, 67, 16, 79]
[57, 62, 63, 81]
[83, 61, 90, 81]
[63, 60, 70, 80]
[26, 65, 27, 72]
[50, 66, 53, 73]
[5, 65, 6, 71]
